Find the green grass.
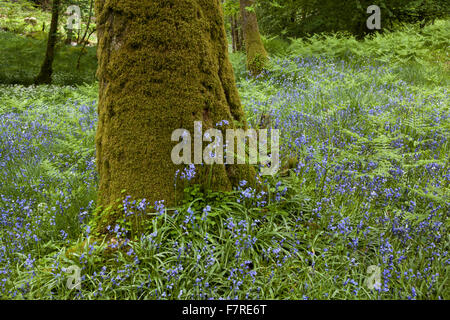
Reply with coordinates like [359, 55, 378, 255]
[0, 0, 50, 35]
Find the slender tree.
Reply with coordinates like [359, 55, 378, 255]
[231, 13, 244, 52]
[35, 0, 61, 84]
[95, 0, 254, 231]
[76, 0, 95, 69]
[239, 0, 267, 75]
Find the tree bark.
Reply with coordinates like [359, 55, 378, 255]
[35, 0, 60, 85]
[237, 16, 244, 51]
[231, 15, 237, 52]
[239, 0, 267, 75]
[231, 13, 244, 53]
[65, 28, 73, 45]
[95, 0, 255, 230]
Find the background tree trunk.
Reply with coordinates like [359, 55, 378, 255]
[231, 15, 237, 52]
[34, 0, 60, 84]
[65, 28, 73, 45]
[237, 16, 244, 51]
[239, 0, 267, 75]
[231, 13, 244, 52]
[95, 0, 254, 230]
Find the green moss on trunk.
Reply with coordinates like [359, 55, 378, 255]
[94, 0, 255, 231]
[240, 0, 268, 75]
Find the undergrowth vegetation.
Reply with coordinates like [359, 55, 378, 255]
[0, 1, 97, 85]
[0, 0, 50, 35]
[0, 31, 97, 85]
[0, 20, 448, 299]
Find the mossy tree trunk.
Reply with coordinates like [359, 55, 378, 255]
[239, 0, 267, 75]
[95, 0, 254, 231]
[35, 0, 60, 85]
